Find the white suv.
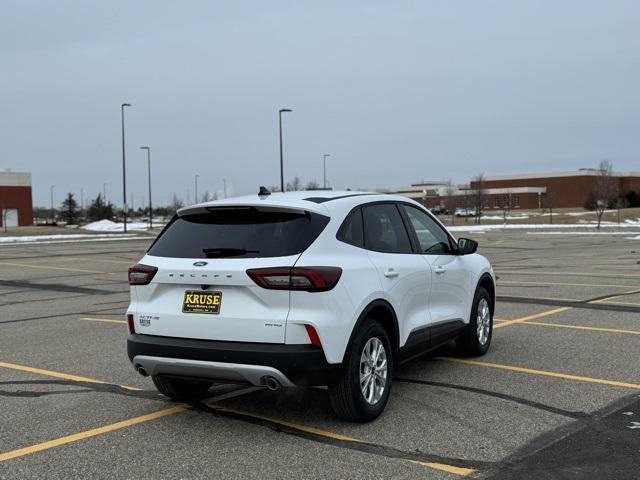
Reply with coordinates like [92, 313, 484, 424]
[127, 190, 495, 422]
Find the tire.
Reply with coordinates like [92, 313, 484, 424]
[152, 375, 212, 401]
[328, 321, 393, 422]
[456, 286, 493, 356]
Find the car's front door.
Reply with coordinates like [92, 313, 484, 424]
[400, 204, 472, 346]
[361, 203, 432, 353]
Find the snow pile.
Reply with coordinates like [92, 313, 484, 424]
[624, 218, 640, 225]
[566, 210, 614, 217]
[480, 214, 530, 220]
[81, 219, 149, 232]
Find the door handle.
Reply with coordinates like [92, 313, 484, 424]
[434, 266, 446, 275]
[384, 269, 399, 278]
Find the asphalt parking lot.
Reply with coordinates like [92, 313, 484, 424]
[1, 230, 639, 479]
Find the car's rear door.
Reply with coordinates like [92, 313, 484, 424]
[361, 203, 432, 351]
[130, 206, 329, 343]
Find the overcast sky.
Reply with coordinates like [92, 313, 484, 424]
[2, 1, 639, 207]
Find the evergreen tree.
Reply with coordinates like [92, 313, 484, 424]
[87, 194, 115, 221]
[60, 193, 79, 225]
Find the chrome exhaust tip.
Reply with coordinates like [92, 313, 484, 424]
[263, 375, 281, 391]
[135, 364, 149, 377]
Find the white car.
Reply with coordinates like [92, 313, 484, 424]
[127, 190, 495, 422]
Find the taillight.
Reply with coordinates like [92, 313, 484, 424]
[246, 267, 342, 292]
[304, 324, 322, 347]
[128, 264, 158, 285]
[127, 314, 135, 334]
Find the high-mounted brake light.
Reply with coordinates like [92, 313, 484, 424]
[128, 264, 158, 285]
[246, 267, 342, 292]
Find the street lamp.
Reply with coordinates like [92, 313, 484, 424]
[121, 102, 132, 232]
[195, 174, 200, 203]
[323, 154, 330, 189]
[103, 183, 107, 202]
[50, 185, 55, 222]
[140, 146, 152, 229]
[278, 108, 292, 192]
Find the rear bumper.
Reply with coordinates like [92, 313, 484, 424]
[127, 334, 341, 387]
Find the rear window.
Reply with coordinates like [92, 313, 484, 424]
[148, 207, 329, 259]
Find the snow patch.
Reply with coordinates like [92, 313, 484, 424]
[81, 220, 149, 232]
[0, 233, 145, 245]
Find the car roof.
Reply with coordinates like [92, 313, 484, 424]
[178, 190, 422, 217]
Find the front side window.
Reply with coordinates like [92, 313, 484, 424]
[401, 204, 453, 254]
[362, 204, 412, 253]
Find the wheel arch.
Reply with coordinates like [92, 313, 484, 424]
[347, 299, 400, 355]
[477, 272, 496, 310]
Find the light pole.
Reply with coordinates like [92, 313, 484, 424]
[50, 185, 55, 222]
[121, 102, 132, 232]
[278, 108, 292, 192]
[323, 154, 330, 189]
[195, 175, 200, 203]
[223, 178, 227, 199]
[103, 183, 107, 202]
[140, 146, 152, 229]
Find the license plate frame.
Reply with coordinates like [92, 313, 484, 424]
[182, 290, 222, 314]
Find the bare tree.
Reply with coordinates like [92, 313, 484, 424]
[542, 191, 556, 224]
[443, 180, 457, 225]
[593, 160, 618, 229]
[472, 174, 487, 225]
[305, 180, 321, 190]
[501, 190, 513, 225]
[0, 206, 8, 233]
[170, 194, 184, 214]
[615, 196, 629, 224]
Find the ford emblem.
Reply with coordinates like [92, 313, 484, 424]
[193, 261, 208, 267]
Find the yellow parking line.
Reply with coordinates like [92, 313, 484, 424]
[208, 404, 473, 476]
[79, 317, 126, 324]
[441, 358, 640, 390]
[0, 261, 107, 274]
[0, 405, 186, 462]
[493, 307, 571, 329]
[409, 460, 474, 477]
[0, 361, 141, 391]
[509, 321, 640, 335]
[208, 403, 356, 441]
[0, 387, 258, 463]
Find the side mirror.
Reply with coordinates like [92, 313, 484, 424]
[457, 238, 478, 255]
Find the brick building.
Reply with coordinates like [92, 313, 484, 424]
[384, 170, 640, 211]
[0, 171, 33, 227]
[470, 170, 640, 209]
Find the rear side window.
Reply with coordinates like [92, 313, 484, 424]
[362, 204, 412, 253]
[337, 208, 364, 247]
[148, 208, 329, 258]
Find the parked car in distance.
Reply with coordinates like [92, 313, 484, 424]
[127, 190, 495, 422]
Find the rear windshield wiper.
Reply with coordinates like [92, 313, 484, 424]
[202, 248, 260, 258]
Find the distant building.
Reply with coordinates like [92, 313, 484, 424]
[471, 170, 640, 209]
[0, 171, 33, 227]
[385, 170, 640, 211]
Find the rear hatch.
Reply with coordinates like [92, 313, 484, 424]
[131, 205, 329, 343]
